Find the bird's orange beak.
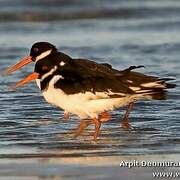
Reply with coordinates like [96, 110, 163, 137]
[11, 72, 39, 89]
[3, 55, 33, 75]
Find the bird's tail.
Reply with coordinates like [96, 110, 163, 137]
[119, 66, 176, 100]
[131, 78, 176, 100]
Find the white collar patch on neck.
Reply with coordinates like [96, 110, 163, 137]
[35, 50, 52, 62]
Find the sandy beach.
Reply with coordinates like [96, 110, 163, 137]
[0, 154, 179, 179]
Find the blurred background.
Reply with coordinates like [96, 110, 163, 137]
[0, 0, 180, 177]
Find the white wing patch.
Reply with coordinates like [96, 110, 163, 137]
[107, 89, 125, 96]
[141, 81, 165, 88]
[127, 80, 133, 83]
[129, 86, 141, 91]
[60, 61, 65, 66]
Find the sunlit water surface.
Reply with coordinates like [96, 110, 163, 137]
[0, 1, 180, 159]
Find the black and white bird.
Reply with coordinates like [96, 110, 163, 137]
[3, 42, 176, 140]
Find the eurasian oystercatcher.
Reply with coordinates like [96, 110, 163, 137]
[3, 42, 176, 140]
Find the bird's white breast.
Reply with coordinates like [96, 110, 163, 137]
[36, 79, 41, 89]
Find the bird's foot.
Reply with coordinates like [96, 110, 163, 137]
[99, 111, 111, 122]
[74, 119, 92, 137]
[75, 118, 102, 141]
[63, 110, 69, 121]
[121, 118, 132, 130]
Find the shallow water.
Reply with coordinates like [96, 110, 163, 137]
[0, 0, 180, 160]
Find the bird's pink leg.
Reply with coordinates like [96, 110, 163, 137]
[63, 110, 69, 120]
[121, 102, 134, 129]
[93, 118, 101, 141]
[75, 118, 102, 141]
[75, 111, 112, 140]
[75, 119, 93, 137]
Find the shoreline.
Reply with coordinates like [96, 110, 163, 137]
[0, 154, 180, 179]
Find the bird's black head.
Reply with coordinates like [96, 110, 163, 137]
[3, 42, 62, 76]
[4, 41, 72, 89]
[34, 57, 58, 79]
[34, 49, 72, 79]
[30, 42, 57, 62]
[34, 54, 70, 91]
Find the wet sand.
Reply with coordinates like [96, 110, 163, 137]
[0, 154, 180, 180]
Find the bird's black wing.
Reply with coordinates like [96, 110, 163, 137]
[73, 58, 121, 76]
[54, 56, 175, 100]
[54, 58, 134, 96]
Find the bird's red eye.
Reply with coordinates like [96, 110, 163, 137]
[42, 65, 48, 71]
[34, 48, 39, 52]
